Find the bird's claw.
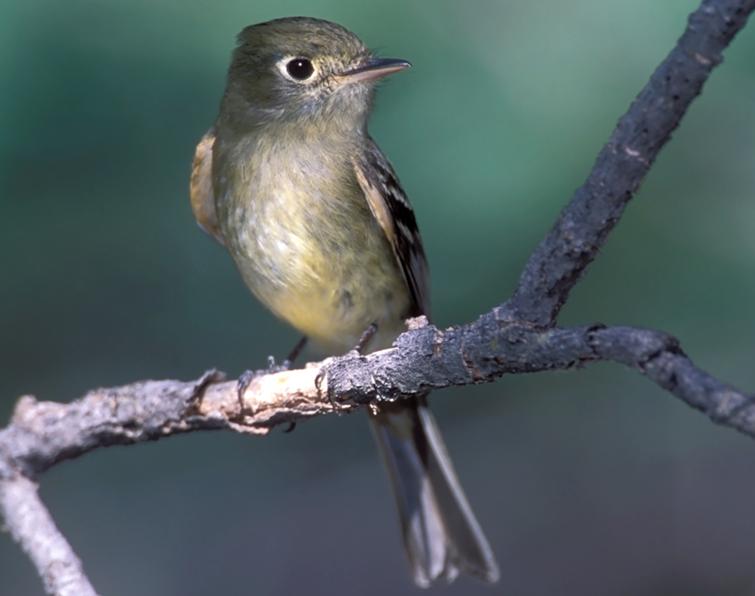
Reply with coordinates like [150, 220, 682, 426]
[315, 367, 341, 413]
[235, 357, 294, 420]
[266, 355, 292, 374]
[236, 369, 257, 418]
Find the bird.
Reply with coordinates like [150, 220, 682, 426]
[190, 16, 499, 587]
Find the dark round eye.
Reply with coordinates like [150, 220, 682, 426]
[286, 58, 314, 80]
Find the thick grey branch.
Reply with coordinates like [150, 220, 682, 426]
[505, 0, 755, 326]
[2, 1, 755, 594]
[2, 321, 754, 483]
[329, 320, 755, 437]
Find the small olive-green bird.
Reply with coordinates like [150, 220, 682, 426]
[190, 16, 499, 587]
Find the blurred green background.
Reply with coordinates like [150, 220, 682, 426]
[3, 0, 755, 594]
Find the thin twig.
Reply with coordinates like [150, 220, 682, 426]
[0, 463, 98, 596]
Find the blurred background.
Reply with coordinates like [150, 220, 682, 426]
[2, 0, 755, 594]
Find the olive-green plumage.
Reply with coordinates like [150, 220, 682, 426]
[190, 16, 498, 587]
[213, 119, 410, 353]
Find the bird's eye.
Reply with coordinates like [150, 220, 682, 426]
[286, 58, 314, 81]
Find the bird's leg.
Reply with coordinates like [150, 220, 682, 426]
[236, 336, 309, 422]
[352, 322, 378, 355]
[187, 369, 227, 414]
[283, 335, 308, 369]
[317, 322, 378, 412]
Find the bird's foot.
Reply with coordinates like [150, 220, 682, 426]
[235, 355, 294, 423]
[314, 367, 339, 414]
[235, 337, 308, 429]
[318, 322, 379, 413]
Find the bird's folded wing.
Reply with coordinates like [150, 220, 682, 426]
[352, 138, 430, 318]
[190, 127, 225, 245]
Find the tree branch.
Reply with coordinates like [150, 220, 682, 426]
[3, 0, 755, 594]
[505, 0, 755, 325]
[2, 321, 754, 485]
[0, 462, 97, 596]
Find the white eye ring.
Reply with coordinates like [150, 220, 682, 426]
[277, 56, 316, 83]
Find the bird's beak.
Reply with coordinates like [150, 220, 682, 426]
[339, 58, 411, 83]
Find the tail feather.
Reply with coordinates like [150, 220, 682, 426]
[369, 397, 499, 587]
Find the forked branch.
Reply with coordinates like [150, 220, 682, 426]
[2, 1, 754, 594]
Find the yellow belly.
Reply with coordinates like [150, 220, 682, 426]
[226, 177, 410, 354]
[269, 281, 408, 354]
[215, 131, 413, 355]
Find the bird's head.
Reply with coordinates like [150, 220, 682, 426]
[221, 17, 410, 132]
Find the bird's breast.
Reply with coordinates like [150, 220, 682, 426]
[215, 133, 410, 353]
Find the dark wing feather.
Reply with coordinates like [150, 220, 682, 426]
[353, 137, 430, 318]
[357, 141, 499, 586]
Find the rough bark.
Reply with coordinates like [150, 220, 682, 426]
[2, 0, 754, 594]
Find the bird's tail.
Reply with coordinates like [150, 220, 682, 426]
[369, 396, 499, 587]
